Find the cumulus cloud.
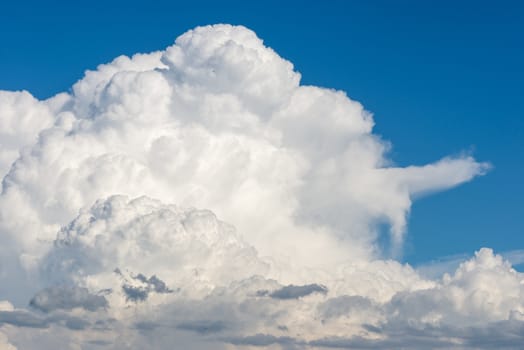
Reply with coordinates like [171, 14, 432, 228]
[0, 24, 514, 349]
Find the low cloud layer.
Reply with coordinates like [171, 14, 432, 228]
[0, 24, 517, 349]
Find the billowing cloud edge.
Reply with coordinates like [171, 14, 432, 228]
[0, 24, 513, 349]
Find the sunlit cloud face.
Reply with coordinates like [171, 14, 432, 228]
[0, 24, 520, 349]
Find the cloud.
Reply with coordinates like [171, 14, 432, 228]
[502, 249, 524, 268]
[0, 24, 512, 349]
[131, 274, 173, 294]
[0, 25, 487, 270]
[0, 310, 48, 329]
[267, 284, 328, 300]
[118, 271, 173, 302]
[40, 195, 268, 305]
[177, 320, 227, 334]
[121, 285, 148, 302]
[29, 286, 108, 313]
[0, 331, 17, 350]
[0, 91, 59, 183]
[318, 295, 376, 319]
[226, 333, 297, 347]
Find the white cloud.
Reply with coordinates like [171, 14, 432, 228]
[0, 24, 513, 349]
[0, 90, 61, 184]
[41, 195, 269, 303]
[0, 330, 17, 350]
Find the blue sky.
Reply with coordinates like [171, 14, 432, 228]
[1, 0, 522, 266]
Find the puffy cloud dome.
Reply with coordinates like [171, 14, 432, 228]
[0, 25, 509, 350]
